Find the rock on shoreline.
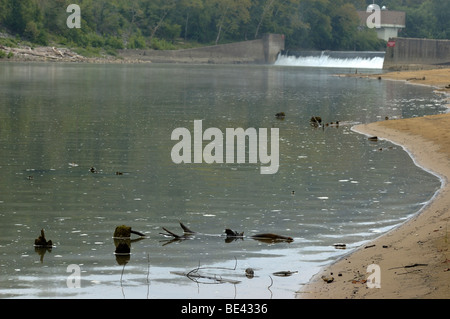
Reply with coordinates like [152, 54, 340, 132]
[0, 44, 149, 64]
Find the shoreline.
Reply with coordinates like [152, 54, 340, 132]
[298, 68, 450, 299]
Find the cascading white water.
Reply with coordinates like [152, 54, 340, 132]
[275, 52, 385, 69]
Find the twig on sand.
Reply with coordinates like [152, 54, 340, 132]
[388, 263, 428, 270]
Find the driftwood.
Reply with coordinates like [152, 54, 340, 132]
[179, 222, 196, 234]
[389, 263, 428, 270]
[171, 257, 241, 285]
[272, 270, 298, 277]
[159, 222, 195, 239]
[159, 223, 294, 244]
[250, 233, 293, 243]
[2, 45, 88, 62]
[113, 225, 145, 238]
[171, 271, 241, 285]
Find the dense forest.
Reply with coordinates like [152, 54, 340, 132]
[0, 0, 448, 53]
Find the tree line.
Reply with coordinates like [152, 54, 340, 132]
[0, 0, 447, 53]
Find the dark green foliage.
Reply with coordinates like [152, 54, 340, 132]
[0, 0, 447, 52]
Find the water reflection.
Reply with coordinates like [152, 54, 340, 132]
[0, 63, 447, 298]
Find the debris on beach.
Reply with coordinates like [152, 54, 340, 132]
[321, 275, 334, 283]
[34, 229, 53, 247]
[245, 268, 255, 278]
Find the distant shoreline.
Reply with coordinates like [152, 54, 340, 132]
[0, 44, 148, 64]
[299, 67, 450, 299]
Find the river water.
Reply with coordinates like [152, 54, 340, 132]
[0, 62, 447, 299]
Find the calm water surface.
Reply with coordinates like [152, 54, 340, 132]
[0, 63, 447, 298]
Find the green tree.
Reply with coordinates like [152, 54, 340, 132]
[432, 0, 449, 39]
[330, 3, 359, 50]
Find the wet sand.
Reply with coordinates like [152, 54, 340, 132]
[299, 68, 450, 299]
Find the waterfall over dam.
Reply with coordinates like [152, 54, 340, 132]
[275, 50, 385, 69]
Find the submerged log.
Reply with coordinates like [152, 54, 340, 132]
[113, 225, 145, 238]
[250, 233, 293, 243]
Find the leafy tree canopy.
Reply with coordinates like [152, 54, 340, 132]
[0, 0, 446, 51]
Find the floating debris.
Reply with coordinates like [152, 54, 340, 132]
[368, 136, 378, 142]
[250, 233, 293, 243]
[245, 268, 255, 278]
[275, 112, 285, 119]
[225, 228, 244, 238]
[113, 225, 145, 238]
[272, 270, 298, 277]
[34, 229, 53, 248]
[333, 243, 347, 249]
[310, 116, 322, 127]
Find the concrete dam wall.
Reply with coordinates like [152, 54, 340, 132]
[383, 37, 450, 70]
[118, 33, 285, 64]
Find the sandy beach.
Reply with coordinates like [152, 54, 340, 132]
[299, 68, 450, 299]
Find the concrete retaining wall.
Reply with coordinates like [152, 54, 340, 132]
[383, 37, 450, 70]
[118, 34, 285, 64]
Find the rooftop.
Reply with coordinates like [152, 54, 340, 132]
[357, 10, 406, 27]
